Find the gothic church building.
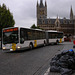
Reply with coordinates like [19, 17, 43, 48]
[37, 0, 75, 36]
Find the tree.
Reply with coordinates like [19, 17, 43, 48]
[30, 24, 36, 29]
[0, 3, 15, 37]
[30, 24, 42, 29]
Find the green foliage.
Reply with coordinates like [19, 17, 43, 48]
[30, 24, 36, 29]
[0, 3, 15, 37]
[30, 24, 42, 29]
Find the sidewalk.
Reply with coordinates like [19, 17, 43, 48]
[48, 42, 75, 75]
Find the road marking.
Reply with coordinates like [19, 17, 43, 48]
[44, 67, 50, 75]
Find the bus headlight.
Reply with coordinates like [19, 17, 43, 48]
[10, 49, 13, 51]
[17, 46, 21, 49]
[3, 47, 6, 49]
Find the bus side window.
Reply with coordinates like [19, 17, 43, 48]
[20, 29, 25, 44]
[20, 38, 24, 44]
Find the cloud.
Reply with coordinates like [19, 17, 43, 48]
[47, 0, 75, 18]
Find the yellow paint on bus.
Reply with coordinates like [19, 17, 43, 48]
[12, 43, 16, 51]
[59, 38, 62, 43]
[34, 40, 37, 47]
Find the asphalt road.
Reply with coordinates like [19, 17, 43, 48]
[0, 43, 64, 75]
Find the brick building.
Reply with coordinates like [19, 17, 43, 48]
[37, 0, 75, 36]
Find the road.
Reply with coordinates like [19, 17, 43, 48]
[0, 43, 65, 75]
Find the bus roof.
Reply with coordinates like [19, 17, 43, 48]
[2, 27, 63, 33]
[46, 30, 63, 33]
[2, 27, 45, 32]
[46, 30, 58, 32]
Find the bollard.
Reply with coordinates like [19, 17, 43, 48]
[69, 39, 71, 42]
[73, 40, 75, 48]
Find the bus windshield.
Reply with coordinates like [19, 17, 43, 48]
[3, 30, 19, 44]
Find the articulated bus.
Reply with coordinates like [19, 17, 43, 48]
[2, 27, 63, 52]
[46, 30, 63, 44]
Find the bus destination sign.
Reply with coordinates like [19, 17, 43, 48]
[3, 28, 18, 32]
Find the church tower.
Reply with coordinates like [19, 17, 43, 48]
[70, 6, 73, 20]
[37, 0, 47, 25]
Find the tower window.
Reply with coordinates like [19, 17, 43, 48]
[48, 20, 51, 24]
[56, 21, 59, 27]
[63, 21, 67, 24]
[69, 20, 72, 24]
[42, 20, 45, 24]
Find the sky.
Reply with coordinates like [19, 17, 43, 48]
[0, 0, 75, 28]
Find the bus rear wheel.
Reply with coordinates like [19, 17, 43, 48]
[56, 40, 59, 45]
[29, 43, 33, 50]
[44, 41, 46, 46]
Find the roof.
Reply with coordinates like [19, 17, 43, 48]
[38, 18, 74, 25]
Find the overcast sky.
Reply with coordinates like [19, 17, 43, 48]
[1, 0, 75, 28]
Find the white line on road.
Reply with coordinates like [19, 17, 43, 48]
[44, 67, 50, 75]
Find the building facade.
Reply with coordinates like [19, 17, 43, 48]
[37, 0, 75, 36]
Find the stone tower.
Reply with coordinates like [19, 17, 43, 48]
[37, 0, 47, 25]
[36, 1, 75, 36]
[70, 6, 73, 20]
